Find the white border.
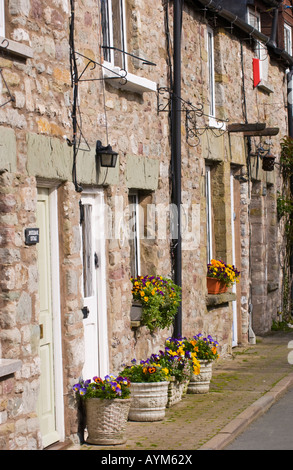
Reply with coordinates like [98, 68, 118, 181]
[230, 173, 238, 348]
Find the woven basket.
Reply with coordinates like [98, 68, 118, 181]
[85, 398, 132, 445]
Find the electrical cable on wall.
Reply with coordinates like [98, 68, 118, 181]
[68, 0, 156, 192]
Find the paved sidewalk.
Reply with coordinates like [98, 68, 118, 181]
[67, 330, 293, 451]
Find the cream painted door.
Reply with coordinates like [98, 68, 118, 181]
[36, 188, 60, 448]
[80, 191, 109, 381]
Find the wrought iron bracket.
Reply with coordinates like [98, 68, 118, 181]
[157, 87, 228, 147]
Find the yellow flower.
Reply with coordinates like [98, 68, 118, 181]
[144, 297, 149, 302]
[140, 291, 145, 297]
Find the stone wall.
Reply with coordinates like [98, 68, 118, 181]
[0, 172, 40, 449]
[0, 0, 289, 449]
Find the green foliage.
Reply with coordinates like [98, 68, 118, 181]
[280, 136, 293, 178]
[182, 334, 220, 362]
[131, 275, 182, 332]
[72, 375, 131, 399]
[119, 359, 170, 383]
[277, 192, 293, 219]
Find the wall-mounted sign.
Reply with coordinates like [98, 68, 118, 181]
[25, 228, 39, 245]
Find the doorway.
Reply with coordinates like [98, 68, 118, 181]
[36, 187, 64, 448]
[80, 190, 109, 380]
[230, 171, 242, 347]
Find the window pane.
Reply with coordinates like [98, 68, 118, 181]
[207, 29, 215, 117]
[206, 167, 213, 263]
[128, 195, 140, 278]
[112, 0, 126, 69]
[81, 204, 94, 297]
[101, 0, 111, 62]
[284, 25, 292, 55]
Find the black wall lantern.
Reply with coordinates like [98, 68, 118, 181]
[96, 140, 118, 168]
[262, 151, 276, 172]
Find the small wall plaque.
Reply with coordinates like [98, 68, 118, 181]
[25, 228, 39, 245]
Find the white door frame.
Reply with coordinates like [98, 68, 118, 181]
[81, 188, 109, 379]
[230, 174, 238, 347]
[37, 185, 64, 446]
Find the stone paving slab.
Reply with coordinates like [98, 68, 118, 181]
[66, 331, 293, 452]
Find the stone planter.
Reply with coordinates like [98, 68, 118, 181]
[167, 377, 186, 407]
[85, 398, 132, 445]
[187, 360, 213, 394]
[128, 381, 169, 421]
[207, 277, 228, 294]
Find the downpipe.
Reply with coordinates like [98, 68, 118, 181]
[172, 0, 183, 338]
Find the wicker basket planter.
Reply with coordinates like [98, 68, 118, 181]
[187, 360, 213, 394]
[128, 382, 169, 421]
[85, 398, 132, 445]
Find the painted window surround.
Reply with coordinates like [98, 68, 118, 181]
[0, 0, 33, 59]
[207, 26, 226, 130]
[247, 7, 274, 94]
[101, 0, 156, 94]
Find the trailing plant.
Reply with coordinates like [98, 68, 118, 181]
[131, 275, 182, 332]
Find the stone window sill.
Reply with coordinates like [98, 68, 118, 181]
[206, 292, 236, 308]
[103, 65, 157, 94]
[209, 116, 227, 130]
[257, 80, 274, 94]
[0, 358, 22, 378]
[0, 36, 33, 60]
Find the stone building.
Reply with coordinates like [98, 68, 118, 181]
[0, 0, 291, 450]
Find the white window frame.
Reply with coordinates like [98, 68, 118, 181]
[0, 0, 5, 37]
[101, 0, 127, 70]
[284, 23, 292, 55]
[207, 27, 215, 119]
[247, 7, 273, 93]
[101, 0, 156, 93]
[0, 0, 33, 59]
[206, 27, 225, 129]
[128, 192, 141, 278]
[206, 166, 213, 263]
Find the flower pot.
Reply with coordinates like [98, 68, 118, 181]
[167, 378, 186, 407]
[207, 277, 228, 294]
[187, 360, 213, 394]
[130, 301, 143, 321]
[85, 398, 132, 445]
[128, 381, 169, 421]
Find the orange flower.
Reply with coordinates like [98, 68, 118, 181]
[147, 366, 157, 374]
